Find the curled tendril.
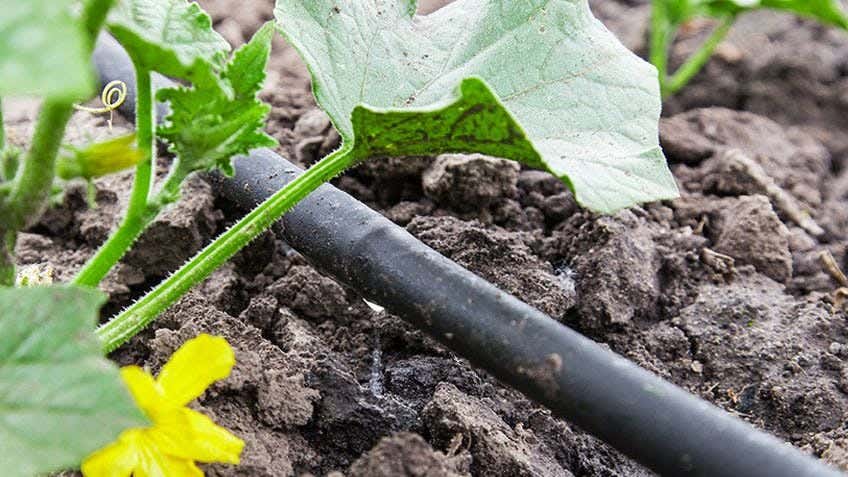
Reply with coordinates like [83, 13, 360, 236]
[73, 80, 128, 129]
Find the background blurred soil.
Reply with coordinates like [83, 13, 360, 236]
[8, 0, 848, 475]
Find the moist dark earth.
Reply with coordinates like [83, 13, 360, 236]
[8, 0, 848, 475]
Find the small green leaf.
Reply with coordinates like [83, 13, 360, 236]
[0, 286, 147, 477]
[157, 22, 277, 177]
[0, 0, 93, 99]
[107, 0, 231, 80]
[275, 0, 678, 213]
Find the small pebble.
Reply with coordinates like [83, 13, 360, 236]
[690, 361, 704, 374]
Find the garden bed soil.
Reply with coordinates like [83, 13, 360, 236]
[8, 0, 848, 475]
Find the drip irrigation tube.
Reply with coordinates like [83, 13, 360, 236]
[93, 34, 844, 477]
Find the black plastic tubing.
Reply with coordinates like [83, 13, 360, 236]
[93, 33, 844, 477]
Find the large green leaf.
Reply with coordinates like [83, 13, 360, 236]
[107, 0, 231, 80]
[0, 0, 93, 99]
[157, 22, 277, 178]
[0, 286, 147, 477]
[275, 0, 678, 213]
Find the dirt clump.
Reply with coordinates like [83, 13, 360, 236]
[544, 211, 663, 331]
[659, 274, 848, 439]
[422, 154, 521, 211]
[347, 432, 471, 477]
[663, 107, 830, 209]
[710, 195, 793, 283]
[423, 383, 573, 476]
[408, 215, 576, 319]
[673, 194, 793, 283]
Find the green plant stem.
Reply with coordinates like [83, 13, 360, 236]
[0, 230, 15, 287]
[73, 66, 156, 287]
[2, 102, 75, 231]
[0, 97, 5, 153]
[664, 15, 735, 97]
[82, 0, 116, 51]
[650, 3, 675, 97]
[96, 146, 355, 352]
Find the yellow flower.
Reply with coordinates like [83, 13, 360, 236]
[82, 334, 244, 477]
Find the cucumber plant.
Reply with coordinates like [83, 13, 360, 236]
[651, 0, 848, 97]
[98, 0, 680, 352]
[0, 0, 678, 475]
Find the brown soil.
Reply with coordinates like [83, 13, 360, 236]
[9, 0, 848, 475]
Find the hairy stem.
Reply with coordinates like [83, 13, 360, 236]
[74, 66, 156, 286]
[96, 146, 356, 352]
[665, 15, 735, 97]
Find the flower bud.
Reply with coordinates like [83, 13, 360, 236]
[57, 133, 142, 180]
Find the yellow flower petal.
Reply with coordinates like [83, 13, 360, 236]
[150, 407, 244, 464]
[81, 436, 138, 477]
[121, 366, 170, 418]
[134, 443, 203, 477]
[157, 334, 235, 406]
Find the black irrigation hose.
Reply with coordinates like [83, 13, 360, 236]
[93, 34, 844, 477]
